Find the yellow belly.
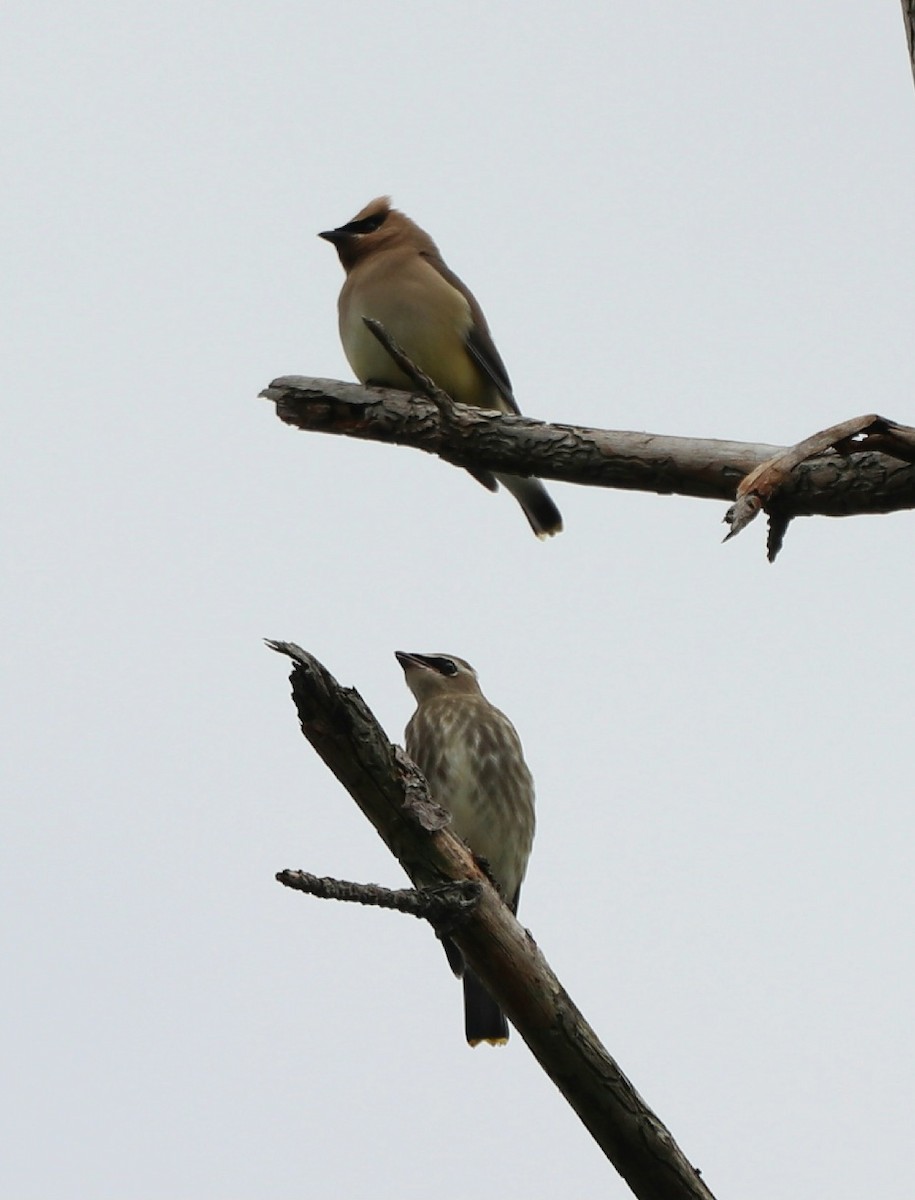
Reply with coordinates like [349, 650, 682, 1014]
[339, 261, 492, 408]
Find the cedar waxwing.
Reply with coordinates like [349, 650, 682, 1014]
[320, 197, 563, 538]
[395, 650, 536, 1046]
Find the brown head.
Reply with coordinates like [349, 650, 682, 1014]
[395, 651, 483, 704]
[318, 197, 439, 272]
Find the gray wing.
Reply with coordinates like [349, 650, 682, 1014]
[420, 251, 520, 415]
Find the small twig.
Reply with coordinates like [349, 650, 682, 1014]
[834, 419, 915, 465]
[276, 870, 481, 924]
[722, 491, 765, 542]
[362, 317, 458, 421]
[766, 512, 791, 563]
[724, 414, 915, 556]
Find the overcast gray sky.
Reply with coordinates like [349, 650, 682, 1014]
[4, 2, 915, 1197]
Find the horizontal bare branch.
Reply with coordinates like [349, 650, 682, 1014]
[261, 376, 915, 523]
[267, 640, 718, 1200]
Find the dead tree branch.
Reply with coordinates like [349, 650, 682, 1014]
[902, 0, 915, 87]
[724, 414, 915, 558]
[267, 640, 718, 1200]
[276, 870, 482, 923]
[260, 377, 915, 554]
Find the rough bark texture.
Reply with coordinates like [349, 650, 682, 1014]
[903, 0, 915, 86]
[268, 641, 718, 1200]
[261, 376, 915, 521]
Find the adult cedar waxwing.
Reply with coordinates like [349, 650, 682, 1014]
[320, 197, 562, 538]
[395, 651, 536, 1046]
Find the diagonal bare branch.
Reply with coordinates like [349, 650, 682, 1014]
[267, 640, 718, 1200]
[902, 0, 915, 87]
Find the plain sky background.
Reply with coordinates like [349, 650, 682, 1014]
[4, 3, 914, 1197]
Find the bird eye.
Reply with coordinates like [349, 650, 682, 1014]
[430, 657, 458, 677]
[342, 212, 386, 236]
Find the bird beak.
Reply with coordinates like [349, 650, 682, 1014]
[395, 650, 427, 671]
[318, 227, 347, 244]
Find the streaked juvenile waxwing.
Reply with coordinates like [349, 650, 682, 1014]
[395, 651, 536, 1046]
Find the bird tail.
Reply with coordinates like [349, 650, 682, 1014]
[463, 970, 509, 1046]
[496, 474, 563, 539]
